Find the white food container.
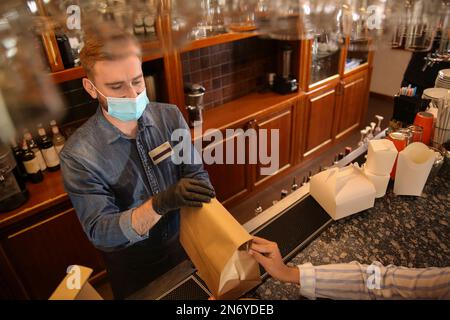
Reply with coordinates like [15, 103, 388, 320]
[394, 142, 436, 196]
[366, 139, 398, 176]
[310, 164, 376, 220]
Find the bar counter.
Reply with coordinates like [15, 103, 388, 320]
[246, 164, 450, 299]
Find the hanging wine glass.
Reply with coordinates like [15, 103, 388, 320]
[165, 0, 203, 50]
[437, 0, 450, 56]
[268, 0, 314, 40]
[208, 0, 227, 35]
[190, 0, 226, 39]
[389, 4, 408, 48]
[404, 0, 440, 52]
[253, 0, 273, 35]
[307, 0, 341, 35]
[224, 0, 257, 32]
[0, 1, 64, 141]
[344, 0, 389, 52]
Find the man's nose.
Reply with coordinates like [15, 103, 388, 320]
[126, 85, 138, 98]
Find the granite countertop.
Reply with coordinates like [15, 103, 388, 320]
[245, 163, 450, 300]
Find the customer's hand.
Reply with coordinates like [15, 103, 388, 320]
[152, 178, 215, 215]
[249, 236, 300, 284]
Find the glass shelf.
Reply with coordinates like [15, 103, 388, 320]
[309, 34, 341, 85]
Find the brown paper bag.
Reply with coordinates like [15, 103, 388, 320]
[180, 198, 261, 300]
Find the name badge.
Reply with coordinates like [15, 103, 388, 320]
[148, 141, 173, 165]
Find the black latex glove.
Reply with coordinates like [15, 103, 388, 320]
[152, 178, 216, 215]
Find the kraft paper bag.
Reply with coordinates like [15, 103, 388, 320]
[180, 198, 261, 300]
[394, 142, 436, 196]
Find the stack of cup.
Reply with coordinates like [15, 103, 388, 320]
[413, 112, 434, 146]
[363, 139, 398, 198]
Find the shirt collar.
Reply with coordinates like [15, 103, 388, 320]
[94, 103, 155, 144]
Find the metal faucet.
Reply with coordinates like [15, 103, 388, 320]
[375, 115, 384, 135]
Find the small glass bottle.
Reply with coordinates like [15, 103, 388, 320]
[21, 140, 43, 183]
[37, 124, 60, 171]
[50, 120, 66, 154]
[24, 129, 47, 171]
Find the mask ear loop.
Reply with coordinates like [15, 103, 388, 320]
[87, 79, 107, 99]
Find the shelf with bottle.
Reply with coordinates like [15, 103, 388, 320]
[9, 121, 66, 188]
[50, 39, 163, 84]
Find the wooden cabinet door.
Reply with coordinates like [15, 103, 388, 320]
[2, 208, 105, 299]
[254, 103, 294, 185]
[335, 70, 367, 140]
[202, 125, 250, 206]
[302, 85, 337, 159]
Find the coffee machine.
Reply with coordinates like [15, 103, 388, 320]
[273, 44, 298, 94]
[185, 83, 206, 127]
[0, 141, 29, 213]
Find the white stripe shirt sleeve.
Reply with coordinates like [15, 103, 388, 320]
[297, 261, 450, 300]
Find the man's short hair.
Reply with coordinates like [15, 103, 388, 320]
[79, 25, 142, 78]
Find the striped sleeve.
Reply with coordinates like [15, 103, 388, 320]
[298, 261, 450, 300]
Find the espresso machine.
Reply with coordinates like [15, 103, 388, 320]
[0, 141, 29, 212]
[273, 44, 298, 94]
[185, 83, 206, 127]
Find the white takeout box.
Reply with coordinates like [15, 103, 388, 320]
[362, 165, 390, 198]
[366, 139, 398, 176]
[394, 142, 436, 196]
[310, 164, 376, 220]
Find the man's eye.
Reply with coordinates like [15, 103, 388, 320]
[132, 80, 142, 86]
[111, 86, 122, 90]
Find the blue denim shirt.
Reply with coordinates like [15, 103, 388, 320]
[60, 103, 212, 252]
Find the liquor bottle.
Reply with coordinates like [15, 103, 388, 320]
[24, 129, 47, 171]
[21, 140, 43, 183]
[133, 13, 145, 36]
[144, 14, 156, 36]
[55, 30, 75, 68]
[10, 137, 27, 181]
[50, 120, 66, 154]
[37, 124, 60, 171]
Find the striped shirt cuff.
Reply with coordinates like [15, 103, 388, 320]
[119, 209, 149, 244]
[299, 263, 317, 300]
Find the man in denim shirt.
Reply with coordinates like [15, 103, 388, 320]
[60, 29, 215, 299]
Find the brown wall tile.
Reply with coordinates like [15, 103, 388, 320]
[181, 38, 277, 110]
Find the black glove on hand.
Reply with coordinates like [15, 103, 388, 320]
[152, 178, 216, 215]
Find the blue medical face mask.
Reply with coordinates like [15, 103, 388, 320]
[89, 80, 149, 121]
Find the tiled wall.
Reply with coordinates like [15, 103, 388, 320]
[58, 79, 99, 137]
[181, 37, 278, 110]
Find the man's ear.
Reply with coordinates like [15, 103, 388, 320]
[82, 78, 98, 99]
